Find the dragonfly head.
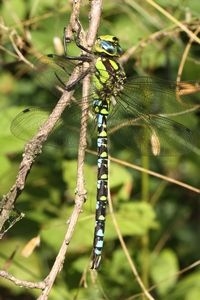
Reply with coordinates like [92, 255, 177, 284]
[93, 35, 123, 57]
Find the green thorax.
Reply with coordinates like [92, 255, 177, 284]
[92, 35, 126, 113]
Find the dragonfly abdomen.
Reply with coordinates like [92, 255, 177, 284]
[91, 38, 126, 268]
[91, 100, 109, 269]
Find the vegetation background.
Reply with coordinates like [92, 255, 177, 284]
[0, 0, 199, 299]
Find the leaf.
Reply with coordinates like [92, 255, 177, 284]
[0, 106, 25, 155]
[167, 271, 200, 300]
[105, 202, 158, 240]
[0, 239, 42, 287]
[150, 249, 179, 296]
[110, 162, 133, 200]
[21, 235, 41, 257]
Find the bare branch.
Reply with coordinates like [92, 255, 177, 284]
[0, 270, 45, 289]
[35, 1, 103, 299]
[0, 0, 103, 236]
[0, 81, 76, 236]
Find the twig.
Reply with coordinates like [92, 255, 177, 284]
[86, 150, 200, 194]
[0, 0, 94, 236]
[177, 26, 200, 82]
[143, 260, 200, 297]
[0, 0, 102, 297]
[126, 260, 200, 299]
[36, 1, 102, 299]
[0, 270, 45, 289]
[120, 20, 200, 64]
[107, 191, 155, 300]
[9, 29, 34, 68]
[145, 0, 200, 44]
[0, 75, 78, 236]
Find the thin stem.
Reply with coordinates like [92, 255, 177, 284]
[141, 153, 150, 293]
[141, 155, 150, 202]
[0, 270, 45, 289]
[145, 0, 200, 44]
[107, 190, 155, 300]
[36, 0, 103, 299]
[0, 0, 103, 297]
[177, 26, 200, 82]
[86, 150, 200, 194]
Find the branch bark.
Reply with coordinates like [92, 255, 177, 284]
[0, 0, 103, 299]
[37, 1, 103, 299]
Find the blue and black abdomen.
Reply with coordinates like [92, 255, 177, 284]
[91, 36, 126, 269]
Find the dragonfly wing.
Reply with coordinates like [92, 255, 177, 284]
[10, 103, 95, 156]
[123, 77, 199, 114]
[10, 108, 50, 141]
[32, 54, 84, 96]
[108, 94, 200, 156]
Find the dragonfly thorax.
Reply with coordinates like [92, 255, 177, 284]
[92, 35, 126, 103]
[92, 56, 126, 104]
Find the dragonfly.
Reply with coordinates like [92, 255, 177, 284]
[11, 34, 200, 269]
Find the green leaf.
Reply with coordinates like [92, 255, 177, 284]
[0, 239, 42, 288]
[110, 162, 133, 200]
[0, 106, 26, 154]
[150, 249, 179, 296]
[168, 271, 200, 300]
[113, 202, 158, 236]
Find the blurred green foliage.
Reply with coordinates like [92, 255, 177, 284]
[0, 0, 200, 299]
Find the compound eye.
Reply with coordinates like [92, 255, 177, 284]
[100, 40, 115, 54]
[117, 45, 123, 55]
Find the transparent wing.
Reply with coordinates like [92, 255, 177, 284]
[11, 52, 200, 158]
[11, 107, 50, 141]
[10, 104, 95, 157]
[122, 76, 200, 114]
[108, 112, 200, 156]
[31, 54, 88, 97]
[11, 52, 93, 153]
[107, 77, 200, 156]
